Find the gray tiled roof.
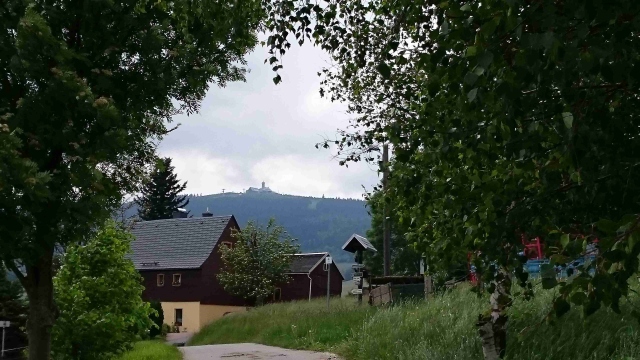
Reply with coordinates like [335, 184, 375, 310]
[129, 216, 233, 270]
[287, 253, 327, 274]
[342, 233, 377, 253]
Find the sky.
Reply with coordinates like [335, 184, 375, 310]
[158, 41, 380, 199]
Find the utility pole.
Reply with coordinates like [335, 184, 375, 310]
[382, 143, 391, 276]
[325, 255, 332, 310]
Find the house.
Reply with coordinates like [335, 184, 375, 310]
[275, 253, 344, 302]
[129, 212, 248, 332]
[129, 211, 344, 331]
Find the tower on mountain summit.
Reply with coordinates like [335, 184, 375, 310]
[246, 181, 275, 194]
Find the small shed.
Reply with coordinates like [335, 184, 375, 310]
[274, 253, 344, 302]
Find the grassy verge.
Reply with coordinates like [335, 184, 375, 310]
[116, 341, 182, 360]
[190, 284, 640, 360]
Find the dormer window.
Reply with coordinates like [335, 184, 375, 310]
[172, 274, 182, 286]
[157, 274, 165, 287]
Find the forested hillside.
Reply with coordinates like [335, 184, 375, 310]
[127, 192, 370, 264]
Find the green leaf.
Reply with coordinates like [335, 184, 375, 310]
[467, 88, 478, 102]
[554, 297, 571, 317]
[603, 249, 626, 263]
[597, 219, 619, 234]
[478, 51, 494, 68]
[540, 263, 555, 278]
[273, 74, 282, 85]
[560, 234, 570, 248]
[377, 62, 391, 79]
[542, 277, 558, 289]
[562, 112, 573, 129]
[466, 46, 477, 57]
[570, 292, 588, 305]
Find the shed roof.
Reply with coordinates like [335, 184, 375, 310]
[342, 234, 377, 253]
[287, 253, 328, 274]
[129, 215, 233, 270]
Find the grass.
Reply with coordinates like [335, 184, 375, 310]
[116, 341, 182, 360]
[189, 284, 640, 360]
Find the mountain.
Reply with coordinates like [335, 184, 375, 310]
[128, 191, 371, 264]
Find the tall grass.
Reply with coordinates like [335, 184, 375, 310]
[189, 284, 640, 360]
[116, 341, 182, 360]
[189, 298, 376, 351]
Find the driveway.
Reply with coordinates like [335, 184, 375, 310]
[166, 332, 194, 346]
[180, 343, 341, 360]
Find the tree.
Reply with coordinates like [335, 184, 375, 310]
[262, 0, 640, 358]
[135, 157, 189, 221]
[363, 189, 421, 276]
[218, 219, 299, 305]
[148, 301, 164, 339]
[51, 221, 152, 360]
[0, 1, 262, 358]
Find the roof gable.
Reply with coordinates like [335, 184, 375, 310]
[129, 215, 233, 270]
[287, 253, 327, 274]
[342, 233, 377, 253]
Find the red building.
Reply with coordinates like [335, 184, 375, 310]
[276, 253, 344, 302]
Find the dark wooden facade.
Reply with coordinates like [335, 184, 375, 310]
[138, 218, 249, 306]
[276, 261, 343, 302]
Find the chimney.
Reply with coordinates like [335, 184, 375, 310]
[202, 207, 213, 217]
[172, 208, 188, 219]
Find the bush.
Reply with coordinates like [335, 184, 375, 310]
[52, 221, 153, 360]
[161, 324, 172, 336]
[149, 302, 164, 339]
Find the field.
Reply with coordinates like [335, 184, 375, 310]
[116, 341, 182, 360]
[189, 284, 640, 360]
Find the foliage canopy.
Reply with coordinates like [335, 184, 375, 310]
[52, 221, 153, 360]
[218, 219, 299, 304]
[262, 0, 640, 357]
[0, 0, 262, 358]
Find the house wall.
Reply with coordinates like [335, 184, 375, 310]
[140, 268, 203, 302]
[139, 217, 248, 307]
[278, 274, 311, 302]
[279, 263, 344, 302]
[200, 218, 250, 306]
[309, 262, 343, 298]
[161, 301, 200, 333]
[199, 304, 247, 329]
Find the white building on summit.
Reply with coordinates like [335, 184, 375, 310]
[246, 181, 275, 194]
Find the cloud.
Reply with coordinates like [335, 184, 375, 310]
[158, 39, 379, 199]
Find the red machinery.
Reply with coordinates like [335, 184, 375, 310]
[521, 235, 544, 260]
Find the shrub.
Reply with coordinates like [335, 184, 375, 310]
[149, 302, 164, 339]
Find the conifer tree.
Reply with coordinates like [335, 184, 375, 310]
[135, 158, 189, 221]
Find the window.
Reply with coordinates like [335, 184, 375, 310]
[157, 274, 165, 287]
[174, 308, 183, 326]
[172, 274, 182, 286]
[221, 241, 233, 249]
[273, 287, 282, 301]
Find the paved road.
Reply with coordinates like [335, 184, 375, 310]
[166, 332, 194, 346]
[180, 343, 341, 360]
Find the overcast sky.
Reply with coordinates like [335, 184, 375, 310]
[158, 41, 380, 199]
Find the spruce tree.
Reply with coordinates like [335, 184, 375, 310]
[135, 158, 189, 221]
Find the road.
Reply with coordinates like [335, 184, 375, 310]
[180, 343, 341, 360]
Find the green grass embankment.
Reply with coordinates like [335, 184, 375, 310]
[116, 341, 182, 360]
[189, 285, 640, 360]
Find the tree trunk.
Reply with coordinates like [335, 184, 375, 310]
[22, 250, 57, 360]
[476, 268, 512, 360]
